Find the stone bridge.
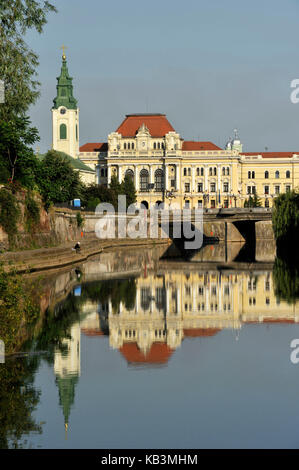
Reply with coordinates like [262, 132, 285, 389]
[157, 208, 274, 260]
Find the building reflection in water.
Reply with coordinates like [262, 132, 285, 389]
[51, 246, 299, 431]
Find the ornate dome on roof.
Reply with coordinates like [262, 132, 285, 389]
[226, 129, 243, 152]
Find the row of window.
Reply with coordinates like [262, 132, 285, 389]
[183, 167, 230, 177]
[248, 297, 278, 306]
[123, 142, 135, 150]
[185, 182, 230, 193]
[184, 303, 231, 312]
[122, 142, 168, 150]
[248, 170, 291, 179]
[247, 185, 291, 195]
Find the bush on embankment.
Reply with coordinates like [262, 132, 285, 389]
[0, 186, 47, 250]
[0, 264, 40, 354]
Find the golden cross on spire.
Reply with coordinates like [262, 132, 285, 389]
[61, 44, 67, 59]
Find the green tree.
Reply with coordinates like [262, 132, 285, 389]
[120, 174, 137, 209]
[109, 174, 121, 195]
[81, 183, 118, 210]
[0, 188, 21, 246]
[0, 0, 56, 119]
[0, 117, 39, 186]
[36, 150, 83, 208]
[244, 193, 262, 208]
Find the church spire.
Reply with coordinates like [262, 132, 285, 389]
[53, 50, 78, 110]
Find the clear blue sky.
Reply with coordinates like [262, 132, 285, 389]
[26, 0, 299, 152]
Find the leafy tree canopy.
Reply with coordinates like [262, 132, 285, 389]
[36, 150, 83, 208]
[120, 174, 137, 209]
[0, 0, 57, 119]
[81, 183, 118, 210]
[0, 116, 39, 187]
[244, 193, 262, 208]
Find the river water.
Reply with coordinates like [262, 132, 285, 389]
[1, 242, 299, 449]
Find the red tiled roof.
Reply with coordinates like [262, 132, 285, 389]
[244, 319, 296, 324]
[263, 318, 295, 323]
[183, 328, 222, 337]
[116, 114, 175, 137]
[80, 142, 108, 152]
[81, 328, 104, 336]
[182, 141, 221, 151]
[119, 342, 174, 364]
[242, 152, 298, 158]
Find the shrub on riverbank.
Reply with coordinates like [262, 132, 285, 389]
[0, 188, 20, 246]
[25, 192, 40, 232]
[0, 265, 40, 354]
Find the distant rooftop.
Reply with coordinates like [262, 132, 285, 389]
[116, 113, 175, 137]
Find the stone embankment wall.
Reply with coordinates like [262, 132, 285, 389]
[0, 199, 276, 252]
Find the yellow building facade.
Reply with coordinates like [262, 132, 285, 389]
[79, 113, 299, 209]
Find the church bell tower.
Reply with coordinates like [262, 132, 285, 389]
[52, 47, 79, 158]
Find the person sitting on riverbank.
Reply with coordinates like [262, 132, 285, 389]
[73, 242, 81, 254]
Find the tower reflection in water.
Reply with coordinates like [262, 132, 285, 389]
[53, 258, 299, 428]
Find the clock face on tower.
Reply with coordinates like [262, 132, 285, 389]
[60, 108, 66, 115]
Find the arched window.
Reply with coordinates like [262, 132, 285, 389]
[132, 142, 134, 149]
[124, 143, 127, 150]
[226, 167, 230, 176]
[214, 167, 217, 176]
[154, 169, 164, 191]
[252, 171, 255, 179]
[201, 167, 204, 176]
[158, 142, 161, 149]
[222, 167, 226, 176]
[265, 171, 269, 179]
[197, 168, 200, 176]
[188, 168, 191, 176]
[286, 170, 291, 178]
[154, 142, 156, 150]
[275, 170, 280, 179]
[140, 200, 148, 210]
[248, 171, 251, 179]
[209, 167, 213, 176]
[183, 168, 187, 176]
[128, 143, 130, 150]
[140, 169, 149, 191]
[125, 169, 134, 182]
[60, 123, 67, 140]
[155, 200, 164, 209]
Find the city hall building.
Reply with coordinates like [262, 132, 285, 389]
[52, 54, 299, 209]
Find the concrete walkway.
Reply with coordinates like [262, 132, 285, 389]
[0, 237, 169, 273]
